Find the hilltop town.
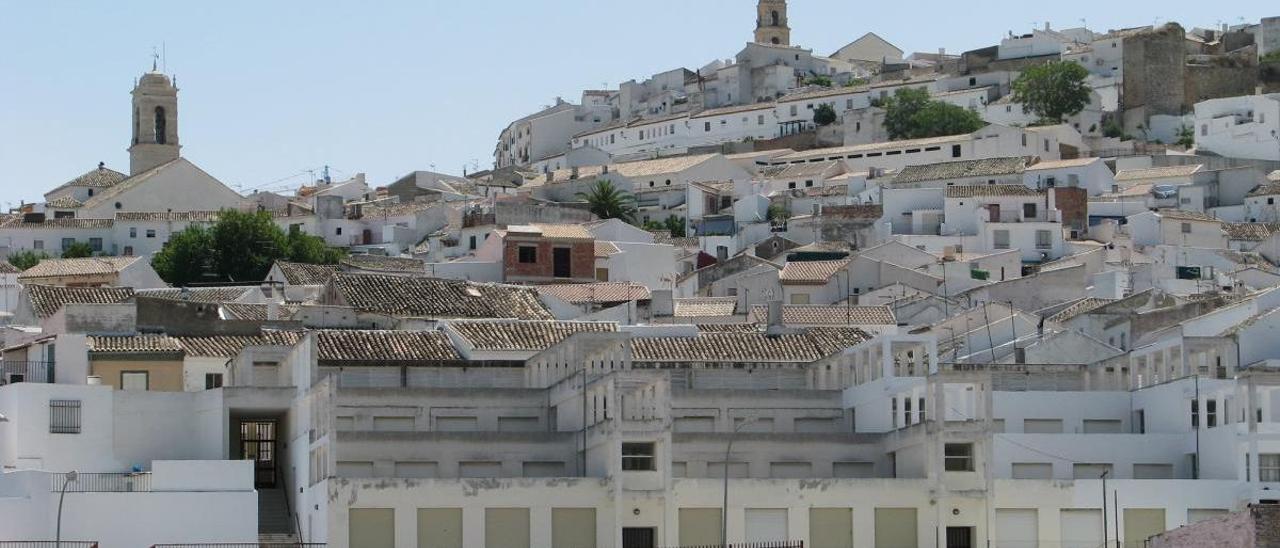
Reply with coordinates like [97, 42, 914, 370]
[2, 2, 1280, 547]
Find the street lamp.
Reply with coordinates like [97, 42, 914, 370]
[56, 470, 77, 547]
[722, 416, 760, 548]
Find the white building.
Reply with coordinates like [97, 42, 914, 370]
[1193, 94, 1280, 162]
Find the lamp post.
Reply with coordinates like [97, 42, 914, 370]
[1100, 468, 1109, 548]
[722, 417, 759, 548]
[56, 470, 78, 548]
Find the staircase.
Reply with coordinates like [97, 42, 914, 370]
[258, 487, 299, 544]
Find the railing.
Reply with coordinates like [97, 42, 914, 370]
[49, 472, 152, 492]
[663, 542, 803, 548]
[0, 543, 98, 547]
[0, 361, 53, 384]
[151, 544, 325, 548]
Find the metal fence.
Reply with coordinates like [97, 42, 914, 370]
[151, 544, 325, 548]
[49, 472, 152, 492]
[0, 361, 53, 384]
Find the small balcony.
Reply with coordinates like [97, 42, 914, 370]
[0, 361, 54, 385]
[49, 472, 151, 493]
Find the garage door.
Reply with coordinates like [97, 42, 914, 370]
[485, 508, 530, 548]
[1060, 509, 1103, 548]
[810, 507, 853, 548]
[551, 508, 596, 548]
[679, 508, 722, 546]
[745, 508, 788, 542]
[995, 508, 1037, 548]
[874, 508, 917, 548]
[1123, 508, 1165, 548]
[417, 508, 462, 548]
[349, 508, 394, 548]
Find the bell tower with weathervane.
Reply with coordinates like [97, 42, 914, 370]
[754, 0, 791, 46]
[128, 49, 180, 175]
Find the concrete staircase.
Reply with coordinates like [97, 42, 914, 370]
[258, 487, 298, 544]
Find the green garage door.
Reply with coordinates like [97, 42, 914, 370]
[349, 508, 394, 548]
[418, 508, 462, 548]
[874, 508, 917, 548]
[810, 507, 853, 548]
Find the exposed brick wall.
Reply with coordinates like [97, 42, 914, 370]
[1149, 505, 1280, 548]
[503, 239, 594, 282]
[1052, 187, 1088, 234]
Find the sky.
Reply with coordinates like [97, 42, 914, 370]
[0, 0, 1273, 207]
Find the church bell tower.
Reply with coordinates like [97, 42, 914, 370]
[754, 0, 791, 46]
[128, 59, 180, 175]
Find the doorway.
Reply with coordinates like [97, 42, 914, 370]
[622, 527, 656, 548]
[241, 420, 278, 488]
[553, 247, 572, 278]
[946, 526, 974, 548]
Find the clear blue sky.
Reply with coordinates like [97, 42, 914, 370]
[0, 0, 1271, 206]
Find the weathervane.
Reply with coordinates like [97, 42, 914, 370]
[151, 46, 160, 72]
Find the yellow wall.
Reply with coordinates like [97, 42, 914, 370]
[90, 358, 184, 391]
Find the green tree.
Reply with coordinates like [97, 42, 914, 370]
[151, 224, 216, 286]
[61, 241, 94, 258]
[882, 88, 933, 139]
[813, 104, 837, 126]
[577, 179, 637, 223]
[805, 75, 833, 87]
[662, 215, 686, 238]
[767, 203, 790, 223]
[1011, 61, 1092, 123]
[152, 209, 343, 285]
[1262, 50, 1280, 63]
[1176, 125, 1196, 148]
[1102, 119, 1125, 139]
[7, 250, 49, 271]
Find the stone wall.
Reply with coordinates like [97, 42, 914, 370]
[1184, 52, 1259, 105]
[1123, 24, 1187, 119]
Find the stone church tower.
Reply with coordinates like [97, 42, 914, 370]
[754, 0, 790, 46]
[128, 65, 180, 175]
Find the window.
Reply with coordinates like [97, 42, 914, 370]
[1181, 222, 1191, 234]
[1011, 462, 1053, 479]
[1191, 400, 1199, 428]
[114, 202, 122, 210]
[1044, 138, 1050, 152]
[61, 238, 75, 250]
[154, 106, 167, 144]
[1260, 454, 1280, 482]
[517, 245, 537, 263]
[129, 227, 137, 238]
[944, 443, 974, 471]
[758, 114, 765, 125]
[1201, 124, 1208, 136]
[1072, 463, 1113, 479]
[951, 144, 962, 158]
[469, 235, 477, 250]
[87, 188, 94, 197]
[790, 105, 798, 117]
[49, 399, 81, 434]
[205, 373, 223, 389]
[805, 180, 814, 187]
[993, 230, 1011, 249]
[1270, 198, 1275, 205]
[89, 238, 103, 252]
[1207, 400, 1217, 427]
[335, 227, 343, 236]
[145, 229, 156, 238]
[704, 121, 711, 132]
[121, 371, 149, 391]
[790, 293, 811, 304]
[33, 240, 43, 250]
[621, 442, 655, 471]
[1035, 230, 1052, 249]
[1023, 203, 1037, 218]
[123, 246, 133, 256]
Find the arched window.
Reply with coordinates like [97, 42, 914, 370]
[772, 37, 780, 44]
[771, 10, 779, 26]
[154, 106, 167, 145]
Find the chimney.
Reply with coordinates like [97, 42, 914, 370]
[1044, 21, 1051, 31]
[267, 300, 280, 321]
[603, 165, 610, 174]
[765, 300, 786, 336]
[98, 161, 105, 171]
[650, 289, 674, 317]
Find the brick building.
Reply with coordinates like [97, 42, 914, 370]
[502, 223, 597, 284]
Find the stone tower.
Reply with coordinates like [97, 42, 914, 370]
[128, 66, 180, 175]
[754, 0, 790, 46]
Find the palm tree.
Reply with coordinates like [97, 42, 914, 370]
[577, 179, 637, 223]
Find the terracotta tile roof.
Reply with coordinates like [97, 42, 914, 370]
[48, 165, 128, 192]
[329, 273, 553, 320]
[696, 323, 762, 333]
[0, 261, 18, 274]
[691, 103, 775, 119]
[777, 85, 869, 103]
[632, 329, 871, 363]
[1046, 297, 1117, 323]
[536, 282, 651, 304]
[945, 184, 1042, 198]
[1248, 182, 1280, 197]
[768, 161, 844, 179]
[314, 330, 461, 363]
[274, 261, 340, 285]
[219, 303, 301, 321]
[88, 334, 183, 355]
[357, 200, 439, 218]
[79, 158, 184, 211]
[530, 154, 721, 185]
[340, 255, 426, 274]
[1269, 170, 1280, 182]
[0, 218, 113, 229]
[1224, 222, 1280, 241]
[136, 287, 252, 303]
[115, 211, 221, 222]
[594, 241, 622, 258]
[176, 332, 303, 357]
[673, 297, 739, 318]
[777, 134, 965, 162]
[18, 256, 143, 280]
[1026, 157, 1102, 170]
[780, 259, 850, 285]
[650, 230, 699, 248]
[25, 285, 134, 318]
[893, 157, 1027, 184]
[820, 204, 883, 220]
[44, 196, 84, 209]
[506, 223, 594, 240]
[1114, 164, 1203, 181]
[448, 320, 617, 351]
[749, 304, 896, 325]
[804, 327, 876, 355]
[1154, 209, 1220, 223]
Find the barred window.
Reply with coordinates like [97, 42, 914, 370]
[50, 400, 81, 434]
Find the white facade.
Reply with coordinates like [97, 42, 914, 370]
[1193, 94, 1280, 162]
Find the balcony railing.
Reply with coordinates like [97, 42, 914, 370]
[49, 472, 151, 492]
[0, 543, 98, 547]
[663, 542, 803, 548]
[0, 361, 53, 384]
